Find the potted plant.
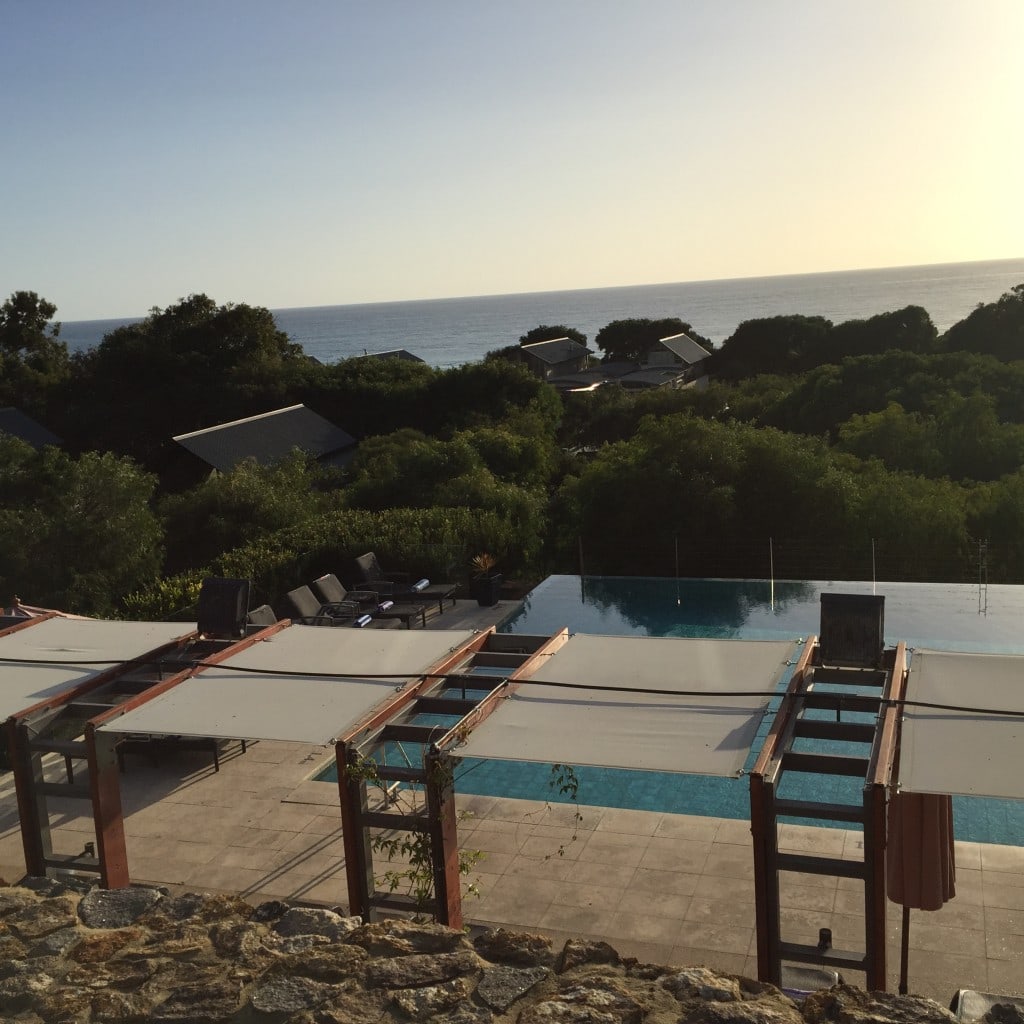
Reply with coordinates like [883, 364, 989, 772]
[468, 553, 503, 607]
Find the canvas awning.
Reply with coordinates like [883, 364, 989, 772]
[898, 648, 1024, 800]
[99, 626, 477, 745]
[456, 634, 798, 776]
[0, 618, 195, 719]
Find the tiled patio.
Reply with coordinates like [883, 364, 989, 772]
[1, 733, 1021, 1005]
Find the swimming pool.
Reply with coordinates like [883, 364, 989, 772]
[327, 576, 1024, 844]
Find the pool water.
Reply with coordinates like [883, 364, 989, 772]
[326, 576, 1024, 845]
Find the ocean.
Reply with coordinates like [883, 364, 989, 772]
[59, 257, 1024, 369]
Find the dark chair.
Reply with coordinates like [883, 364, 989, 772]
[353, 552, 457, 616]
[312, 573, 427, 629]
[197, 577, 252, 638]
[286, 585, 361, 626]
[819, 594, 885, 668]
[245, 604, 278, 633]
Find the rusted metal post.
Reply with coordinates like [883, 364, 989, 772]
[425, 748, 463, 929]
[337, 741, 374, 921]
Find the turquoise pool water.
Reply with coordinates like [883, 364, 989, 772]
[327, 576, 1024, 845]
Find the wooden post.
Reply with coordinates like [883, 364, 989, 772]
[864, 780, 888, 991]
[425, 748, 463, 929]
[750, 772, 781, 984]
[86, 726, 130, 888]
[336, 742, 374, 921]
[7, 717, 48, 877]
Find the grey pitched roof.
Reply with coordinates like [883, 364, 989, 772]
[173, 404, 355, 473]
[0, 408, 62, 448]
[520, 337, 590, 364]
[658, 333, 712, 364]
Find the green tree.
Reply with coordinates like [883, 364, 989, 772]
[67, 294, 310, 469]
[942, 283, 1024, 361]
[594, 318, 710, 363]
[835, 402, 941, 475]
[158, 452, 337, 574]
[519, 324, 587, 347]
[0, 437, 162, 615]
[0, 291, 70, 415]
[711, 315, 833, 380]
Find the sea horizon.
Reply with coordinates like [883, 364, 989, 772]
[58, 255, 1024, 369]
[60, 254, 1024, 325]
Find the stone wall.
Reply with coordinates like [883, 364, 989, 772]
[0, 878, 962, 1024]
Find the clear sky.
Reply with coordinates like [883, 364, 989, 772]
[3, 1, 1022, 321]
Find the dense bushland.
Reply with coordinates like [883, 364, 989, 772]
[3, 283, 1024, 617]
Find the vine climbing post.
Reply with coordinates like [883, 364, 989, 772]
[336, 741, 374, 921]
[425, 747, 463, 929]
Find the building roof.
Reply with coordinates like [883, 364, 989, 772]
[0, 407, 62, 449]
[520, 337, 590, 364]
[173, 404, 356, 473]
[658, 333, 712, 365]
[617, 368, 688, 389]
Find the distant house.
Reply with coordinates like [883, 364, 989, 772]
[173, 404, 357, 474]
[602, 333, 712, 391]
[0, 407, 62, 449]
[352, 349, 425, 363]
[520, 337, 591, 381]
[647, 333, 711, 379]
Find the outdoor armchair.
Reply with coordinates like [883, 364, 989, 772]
[312, 573, 428, 629]
[285, 585, 363, 626]
[353, 552, 458, 616]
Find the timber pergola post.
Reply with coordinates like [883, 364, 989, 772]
[335, 628, 568, 925]
[749, 601, 907, 993]
[7, 622, 284, 888]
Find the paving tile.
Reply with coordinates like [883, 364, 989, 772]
[692, 874, 755, 903]
[539, 904, 617, 938]
[565, 860, 638, 890]
[654, 814, 720, 842]
[551, 880, 624, 912]
[619, 889, 692, 922]
[519, 833, 584, 861]
[631, 867, 701, 897]
[985, 869, 1024, 891]
[778, 823, 847, 856]
[471, 829, 527, 855]
[714, 819, 753, 846]
[778, 882, 836, 913]
[604, 908, 686, 946]
[675, 922, 753, 956]
[669, 945, 750, 974]
[578, 833, 648, 868]
[702, 845, 754, 880]
[595, 808, 664, 836]
[983, 881, 1024, 911]
[987, 957, 1024, 995]
[639, 837, 711, 873]
[898, 949, 989, 1002]
[985, 930, 1024, 962]
[955, 841, 983, 871]
[499, 853, 568, 879]
[685, 897, 754, 929]
[985, 906, 1024, 937]
[981, 844, 1024, 874]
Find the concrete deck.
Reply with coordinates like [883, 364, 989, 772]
[1, 732, 1022, 1006]
[0, 601, 1021, 1004]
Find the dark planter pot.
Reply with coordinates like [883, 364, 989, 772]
[469, 573, 503, 607]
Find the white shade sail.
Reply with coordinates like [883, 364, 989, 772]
[0, 618, 195, 720]
[457, 634, 798, 776]
[899, 648, 1024, 800]
[100, 626, 477, 745]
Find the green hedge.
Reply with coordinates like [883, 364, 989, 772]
[122, 506, 535, 621]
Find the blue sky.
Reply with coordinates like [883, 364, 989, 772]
[3, 1, 1022, 321]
